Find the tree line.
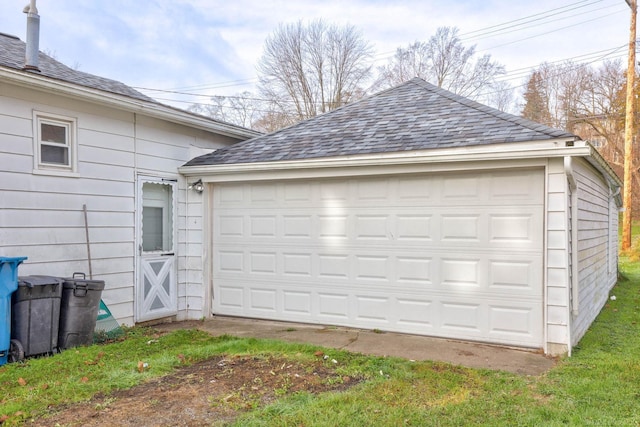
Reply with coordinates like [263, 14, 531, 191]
[189, 19, 636, 213]
[189, 20, 508, 132]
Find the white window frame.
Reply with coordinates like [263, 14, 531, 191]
[33, 111, 78, 176]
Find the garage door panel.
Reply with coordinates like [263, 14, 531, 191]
[355, 295, 390, 322]
[441, 257, 481, 287]
[218, 286, 244, 312]
[320, 181, 349, 201]
[440, 214, 481, 242]
[396, 214, 433, 240]
[283, 290, 312, 315]
[212, 169, 544, 348]
[396, 256, 433, 285]
[250, 216, 277, 237]
[284, 183, 312, 202]
[489, 213, 540, 245]
[441, 301, 481, 332]
[318, 215, 349, 239]
[218, 184, 244, 204]
[218, 251, 244, 272]
[283, 253, 312, 276]
[489, 257, 542, 293]
[488, 305, 538, 337]
[318, 293, 350, 319]
[283, 215, 313, 238]
[355, 215, 390, 240]
[396, 298, 435, 328]
[249, 251, 277, 274]
[355, 255, 390, 281]
[250, 288, 278, 312]
[397, 176, 433, 200]
[250, 183, 277, 202]
[442, 176, 482, 201]
[356, 179, 391, 201]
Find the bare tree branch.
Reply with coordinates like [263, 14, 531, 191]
[374, 27, 505, 102]
[257, 19, 373, 125]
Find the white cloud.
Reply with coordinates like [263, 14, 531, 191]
[0, 0, 630, 104]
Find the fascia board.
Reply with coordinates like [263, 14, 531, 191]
[180, 143, 590, 181]
[0, 68, 260, 140]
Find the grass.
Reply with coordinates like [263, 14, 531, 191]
[233, 256, 640, 426]
[1, 258, 640, 425]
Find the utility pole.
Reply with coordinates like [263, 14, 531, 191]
[623, 0, 636, 251]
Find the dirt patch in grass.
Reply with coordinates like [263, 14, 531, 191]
[27, 354, 359, 426]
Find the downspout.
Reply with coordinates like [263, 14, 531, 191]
[564, 157, 579, 331]
[23, 0, 40, 72]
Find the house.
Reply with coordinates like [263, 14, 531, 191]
[0, 29, 259, 326]
[180, 77, 622, 356]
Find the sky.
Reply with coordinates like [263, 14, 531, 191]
[0, 0, 632, 110]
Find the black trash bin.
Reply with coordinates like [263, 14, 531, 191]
[58, 273, 105, 349]
[11, 276, 63, 361]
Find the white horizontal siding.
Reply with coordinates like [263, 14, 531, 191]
[571, 158, 617, 345]
[179, 193, 207, 320]
[545, 159, 570, 352]
[0, 85, 243, 326]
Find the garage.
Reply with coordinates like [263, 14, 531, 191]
[181, 78, 621, 354]
[211, 168, 544, 347]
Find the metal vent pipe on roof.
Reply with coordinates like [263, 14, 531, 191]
[23, 0, 40, 72]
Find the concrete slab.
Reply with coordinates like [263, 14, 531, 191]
[156, 316, 557, 376]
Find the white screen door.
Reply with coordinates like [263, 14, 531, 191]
[136, 176, 177, 322]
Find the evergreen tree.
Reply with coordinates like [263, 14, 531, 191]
[521, 71, 552, 125]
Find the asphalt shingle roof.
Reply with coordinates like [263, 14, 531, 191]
[0, 32, 154, 102]
[185, 77, 577, 167]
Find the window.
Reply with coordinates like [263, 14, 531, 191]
[33, 112, 77, 173]
[141, 182, 174, 253]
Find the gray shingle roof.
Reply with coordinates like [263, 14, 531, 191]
[185, 77, 577, 167]
[0, 32, 154, 102]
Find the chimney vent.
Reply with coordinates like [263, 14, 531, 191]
[23, 0, 40, 72]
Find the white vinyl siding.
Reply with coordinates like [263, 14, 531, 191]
[571, 158, 618, 344]
[545, 159, 571, 354]
[211, 169, 545, 348]
[0, 85, 240, 325]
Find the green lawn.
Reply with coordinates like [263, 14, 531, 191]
[1, 258, 639, 426]
[233, 255, 640, 426]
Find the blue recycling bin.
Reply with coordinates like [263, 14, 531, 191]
[0, 256, 27, 365]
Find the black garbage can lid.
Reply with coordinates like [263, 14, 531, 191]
[62, 273, 105, 291]
[18, 276, 64, 287]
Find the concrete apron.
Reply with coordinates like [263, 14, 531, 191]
[157, 316, 556, 376]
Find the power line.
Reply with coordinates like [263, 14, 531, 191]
[460, 0, 602, 37]
[478, 9, 625, 52]
[370, 0, 619, 64]
[463, 3, 624, 43]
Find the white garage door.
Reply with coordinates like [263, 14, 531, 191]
[211, 169, 544, 348]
